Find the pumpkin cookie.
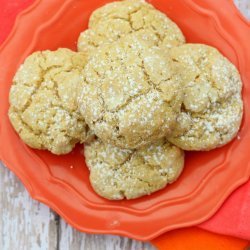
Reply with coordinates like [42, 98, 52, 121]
[84, 138, 184, 200]
[79, 33, 183, 149]
[167, 44, 243, 150]
[9, 48, 93, 155]
[77, 0, 185, 55]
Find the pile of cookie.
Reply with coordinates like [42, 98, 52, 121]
[8, 0, 243, 200]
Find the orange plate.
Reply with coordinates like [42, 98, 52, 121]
[0, 0, 250, 241]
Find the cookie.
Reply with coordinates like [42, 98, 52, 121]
[9, 48, 93, 155]
[79, 33, 183, 149]
[77, 0, 185, 55]
[167, 44, 243, 150]
[84, 138, 184, 200]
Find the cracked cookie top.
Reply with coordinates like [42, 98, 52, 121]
[8, 48, 93, 155]
[167, 44, 243, 150]
[84, 138, 184, 200]
[79, 33, 183, 149]
[77, 0, 185, 55]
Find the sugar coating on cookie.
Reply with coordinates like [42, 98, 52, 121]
[79, 33, 183, 149]
[167, 44, 243, 150]
[9, 48, 92, 155]
[84, 138, 184, 200]
[77, 0, 185, 55]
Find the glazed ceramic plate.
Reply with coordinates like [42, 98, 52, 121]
[0, 0, 250, 241]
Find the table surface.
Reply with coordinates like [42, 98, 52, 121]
[0, 1, 249, 250]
